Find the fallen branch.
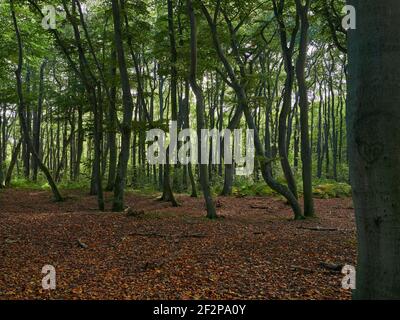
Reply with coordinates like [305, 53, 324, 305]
[129, 232, 206, 239]
[129, 232, 166, 238]
[320, 262, 343, 272]
[179, 233, 206, 238]
[250, 205, 270, 210]
[290, 265, 314, 273]
[297, 226, 338, 232]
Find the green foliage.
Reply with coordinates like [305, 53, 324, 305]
[312, 182, 352, 199]
[0, 0, 351, 210]
[9, 178, 45, 190]
[232, 178, 276, 197]
[57, 180, 90, 190]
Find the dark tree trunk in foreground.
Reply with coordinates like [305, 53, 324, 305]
[187, 0, 217, 219]
[347, 0, 400, 299]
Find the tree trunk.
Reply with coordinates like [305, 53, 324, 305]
[160, 0, 178, 207]
[295, 0, 314, 217]
[187, 0, 217, 219]
[10, 0, 62, 202]
[348, 0, 400, 299]
[32, 60, 46, 181]
[105, 50, 118, 191]
[5, 139, 22, 187]
[111, 0, 134, 211]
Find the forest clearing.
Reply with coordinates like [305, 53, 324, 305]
[1, 188, 355, 300]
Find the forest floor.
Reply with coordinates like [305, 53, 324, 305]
[0, 188, 356, 300]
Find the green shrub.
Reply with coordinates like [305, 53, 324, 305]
[312, 182, 352, 198]
[232, 180, 276, 197]
[57, 180, 89, 190]
[10, 178, 44, 190]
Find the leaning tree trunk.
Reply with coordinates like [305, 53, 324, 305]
[10, 0, 62, 202]
[5, 139, 22, 187]
[187, 0, 217, 219]
[347, 0, 400, 299]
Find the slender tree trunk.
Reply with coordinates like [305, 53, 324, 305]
[74, 104, 84, 180]
[183, 80, 197, 197]
[0, 108, 3, 187]
[5, 139, 22, 187]
[10, 0, 62, 201]
[295, 0, 314, 217]
[106, 50, 118, 191]
[32, 60, 46, 181]
[200, 1, 303, 219]
[187, 0, 216, 219]
[273, 0, 300, 199]
[111, 0, 135, 211]
[160, 0, 178, 207]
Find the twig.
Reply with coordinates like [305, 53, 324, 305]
[297, 226, 338, 232]
[250, 205, 271, 210]
[129, 232, 206, 239]
[290, 265, 314, 273]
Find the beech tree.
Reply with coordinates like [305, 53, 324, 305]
[0, 0, 349, 220]
[187, 0, 217, 219]
[347, 0, 400, 299]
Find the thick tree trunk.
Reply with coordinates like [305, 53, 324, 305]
[347, 0, 400, 299]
